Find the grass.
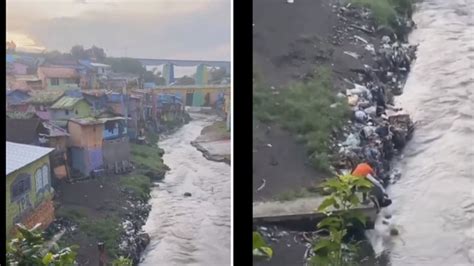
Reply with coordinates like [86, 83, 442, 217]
[201, 120, 230, 140]
[56, 207, 87, 220]
[350, 0, 413, 28]
[119, 174, 152, 201]
[254, 68, 350, 172]
[79, 217, 122, 258]
[130, 143, 169, 175]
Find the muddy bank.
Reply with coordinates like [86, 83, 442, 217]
[191, 119, 231, 164]
[253, 0, 415, 200]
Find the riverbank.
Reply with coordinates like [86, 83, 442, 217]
[253, 0, 415, 201]
[46, 122, 187, 265]
[191, 119, 231, 164]
[253, 0, 416, 264]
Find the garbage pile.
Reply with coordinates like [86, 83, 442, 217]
[330, 53, 416, 186]
[327, 4, 417, 186]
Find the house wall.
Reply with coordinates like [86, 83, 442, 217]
[68, 122, 104, 149]
[46, 78, 80, 90]
[12, 63, 28, 75]
[50, 100, 92, 121]
[102, 137, 131, 174]
[6, 155, 54, 237]
[70, 147, 104, 176]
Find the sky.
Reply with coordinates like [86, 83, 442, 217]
[6, 0, 231, 61]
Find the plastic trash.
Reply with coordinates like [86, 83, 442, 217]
[344, 51, 361, 59]
[355, 110, 367, 122]
[347, 95, 359, 106]
[342, 133, 360, 148]
[364, 106, 377, 116]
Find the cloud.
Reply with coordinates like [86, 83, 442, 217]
[6, 0, 230, 60]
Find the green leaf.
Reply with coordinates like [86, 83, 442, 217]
[252, 232, 266, 249]
[42, 252, 53, 265]
[317, 217, 343, 229]
[259, 247, 273, 259]
[317, 197, 336, 212]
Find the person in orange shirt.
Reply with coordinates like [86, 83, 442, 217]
[352, 162, 391, 212]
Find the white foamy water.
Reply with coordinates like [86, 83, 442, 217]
[369, 0, 474, 265]
[140, 114, 231, 266]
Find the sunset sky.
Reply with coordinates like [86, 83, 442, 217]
[6, 0, 231, 61]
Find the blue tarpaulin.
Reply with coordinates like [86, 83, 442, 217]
[157, 94, 183, 107]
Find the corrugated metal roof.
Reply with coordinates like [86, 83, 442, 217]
[90, 63, 111, 68]
[6, 142, 54, 175]
[50, 96, 84, 110]
[28, 90, 64, 104]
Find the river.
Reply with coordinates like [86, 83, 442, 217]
[368, 0, 474, 265]
[140, 114, 231, 266]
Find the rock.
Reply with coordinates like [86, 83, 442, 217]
[390, 228, 399, 236]
[184, 192, 192, 197]
[138, 233, 151, 249]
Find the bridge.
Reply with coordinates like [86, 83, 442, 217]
[137, 58, 230, 85]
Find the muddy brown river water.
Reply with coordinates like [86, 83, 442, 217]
[368, 0, 474, 265]
[140, 114, 231, 266]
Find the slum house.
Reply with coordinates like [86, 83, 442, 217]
[127, 94, 144, 140]
[6, 117, 49, 146]
[67, 118, 105, 177]
[153, 85, 230, 107]
[8, 75, 43, 91]
[41, 122, 71, 182]
[99, 115, 131, 174]
[78, 60, 112, 90]
[37, 66, 81, 90]
[106, 73, 140, 91]
[7, 61, 29, 75]
[6, 90, 31, 112]
[6, 142, 55, 238]
[27, 89, 65, 112]
[107, 92, 128, 116]
[82, 90, 109, 114]
[48, 96, 92, 125]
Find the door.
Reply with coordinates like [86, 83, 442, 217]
[185, 92, 193, 106]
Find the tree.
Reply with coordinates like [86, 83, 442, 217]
[154, 72, 166, 86]
[7, 223, 77, 266]
[143, 71, 156, 83]
[104, 58, 146, 75]
[70, 45, 87, 60]
[86, 45, 106, 62]
[174, 75, 195, 85]
[209, 67, 228, 84]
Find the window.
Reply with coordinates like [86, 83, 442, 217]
[35, 169, 43, 192]
[75, 110, 78, 115]
[11, 174, 31, 202]
[51, 78, 59, 86]
[65, 110, 69, 115]
[35, 165, 49, 192]
[42, 165, 49, 188]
